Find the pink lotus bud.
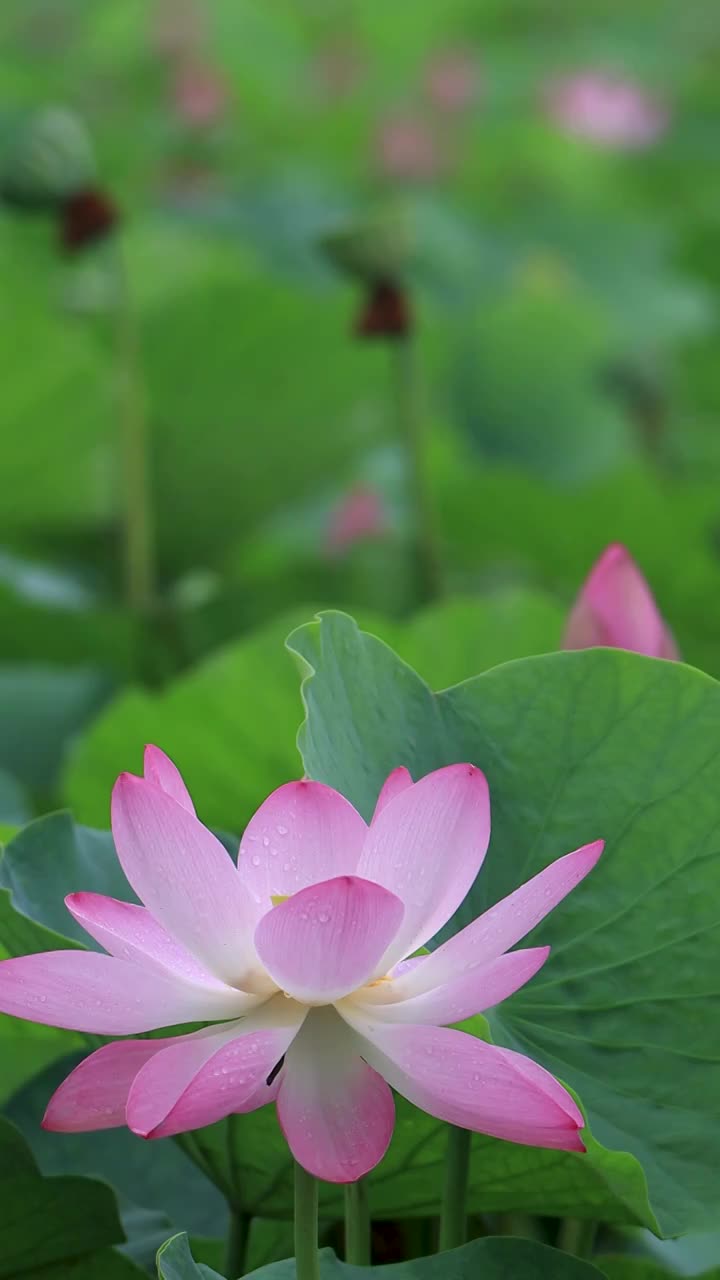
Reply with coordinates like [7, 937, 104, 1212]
[545, 71, 668, 149]
[424, 50, 479, 114]
[563, 544, 678, 659]
[375, 115, 439, 181]
[325, 487, 387, 556]
[172, 62, 229, 127]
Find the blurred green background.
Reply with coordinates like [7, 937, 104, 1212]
[1, 0, 719, 833]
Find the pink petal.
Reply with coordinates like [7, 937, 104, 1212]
[387, 841, 603, 1001]
[139, 996, 307, 1138]
[356, 764, 490, 968]
[371, 767, 413, 823]
[563, 544, 676, 659]
[143, 745, 195, 813]
[43, 1039, 176, 1132]
[0, 951, 247, 1034]
[111, 774, 262, 988]
[277, 1007, 394, 1182]
[126, 1022, 244, 1136]
[353, 947, 550, 1025]
[237, 780, 367, 910]
[254, 876, 404, 1004]
[345, 1015, 584, 1150]
[65, 893, 246, 995]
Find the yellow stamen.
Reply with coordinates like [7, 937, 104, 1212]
[271, 894, 290, 906]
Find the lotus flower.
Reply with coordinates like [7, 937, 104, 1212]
[172, 62, 229, 128]
[424, 50, 479, 114]
[563, 543, 678, 658]
[375, 115, 439, 181]
[325, 487, 387, 555]
[0, 748, 602, 1182]
[545, 71, 668, 148]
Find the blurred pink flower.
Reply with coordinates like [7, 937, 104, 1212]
[0, 748, 601, 1180]
[172, 62, 229, 127]
[424, 49, 479, 113]
[375, 114, 440, 181]
[545, 71, 668, 148]
[325, 486, 387, 555]
[563, 543, 678, 658]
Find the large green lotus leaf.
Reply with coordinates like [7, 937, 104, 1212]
[0, 1022, 78, 1106]
[158, 1233, 605, 1280]
[0, 665, 115, 793]
[135, 235, 392, 574]
[386, 592, 563, 691]
[62, 610, 317, 833]
[64, 591, 562, 833]
[0, 580, 136, 674]
[0, 812, 132, 950]
[451, 286, 633, 482]
[0, 814, 126, 1101]
[287, 612, 720, 1237]
[599, 1262, 720, 1280]
[637, 1227, 720, 1277]
[0, 1115, 143, 1279]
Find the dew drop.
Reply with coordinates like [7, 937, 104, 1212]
[251, 854, 261, 867]
[318, 911, 330, 924]
[277, 825, 288, 836]
[262, 836, 271, 848]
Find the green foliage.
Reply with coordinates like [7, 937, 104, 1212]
[0, 1115, 143, 1279]
[2, 0, 720, 1270]
[598, 1261, 720, 1280]
[158, 1233, 607, 1280]
[0, 665, 114, 793]
[64, 591, 562, 831]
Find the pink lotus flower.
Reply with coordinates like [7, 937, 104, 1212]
[563, 543, 678, 658]
[375, 115, 440, 182]
[325, 487, 387, 555]
[424, 50, 479, 114]
[0, 748, 602, 1182]
[172, 62, 229, 127]
[545, 71, 668, 148]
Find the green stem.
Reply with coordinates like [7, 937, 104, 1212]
[391, 335, 442, 603]
[113, 241, 155, 614]
[557, 1217, 597, 1258]
[294, 1161, 321, 1280]
[438, 1125, 471, 1251]
[225, 1208, 250, 1278]
[344, 1179, 371, 1265]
